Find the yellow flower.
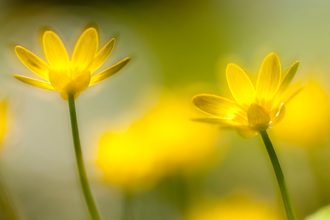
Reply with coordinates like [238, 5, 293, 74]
[272, 81, 330, 147]
[14, 27, 130, 100]
[187, 194, 281, 220]
[193, 53, 303, 138]
[0, 99, 6, 150]
[97, 94, 218, 191]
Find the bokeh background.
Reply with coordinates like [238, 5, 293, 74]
[0, 0, 330, 219]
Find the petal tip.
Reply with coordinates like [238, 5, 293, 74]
[15, 45, 23, 51]
[191, 94, 201, 104]
[293, 60, 301, 67]
[85, 27, 97, 35]
[226, 63, 236, 69]
[43, 30, 54, 37]
[266, 52, 280, 60]
[15, 46, 24, 56]
[226, 63, 242, 72]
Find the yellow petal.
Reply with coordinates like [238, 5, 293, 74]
[236, 125, 258, 138]
[273, 61, 300, 107]
[192, 94, 241, 119]
[13, 75, 55, 90]
[90, 58, 131, 85]
[256, 53, 281, 102]
[247, 103, 270, 131]
[90, 38, 115, 73]
[72, 71, 91, 92]
[269, 103, 285, 126]
[15, 46, 50, 80]
[191, 117, 236, 127]
[48, 69, 91, 95]
[226, 63, 256, 106]
[72, 28, 98, 71]
[43, 31, 70, 68]
[48, 69, 72, 92]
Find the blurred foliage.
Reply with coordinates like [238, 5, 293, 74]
[306, 205, 330, 220]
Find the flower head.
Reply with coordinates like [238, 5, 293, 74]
[193, 53, 303, 138]
[273, 81, 330, 147]
[187, 194, 281, 220]
[0, 98, 6, 151]
[14, 27, 130, 100]
[97, 94, 218, 191]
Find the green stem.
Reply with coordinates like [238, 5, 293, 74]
[260, 130, 296, 220]
[0, 169, 19, 220]
[68, 93, 101, 220]
[122, 192, 133, 220]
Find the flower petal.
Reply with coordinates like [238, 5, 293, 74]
[72, 28, 98, 71]
[256, 53, 281, 102]
[192, 94, 241, 119]
[236, 125, 258, 138]
[269, 103, 286, 126]
[191, 117, 236, 127]
[43, 31, 70, 68]
[226, 63, 256, 106]
[273, 61, 300, 107]
[15, 46, 50, 80]
[14, 75, 55, 90]
[282, 82, 306, 105]
[90, 38, 115, 74]
[90, 58, 130, 85]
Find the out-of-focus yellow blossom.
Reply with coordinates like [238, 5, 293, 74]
[0, 99, 6, 151]
[187, 195, 281, 220]
[193, 53, 303, 138]
[97, 95, 218, 191]
[14, 27, 130, 100]
[272, 81, 330, 146]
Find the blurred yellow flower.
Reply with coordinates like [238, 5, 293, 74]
[193, 53, 303, 138]
[272, 81, 330, 146]
[187, 195, 281, 220]
[0, 99, 6, 150]
[14, 27, 130, 100]
[97, 95, 218, 191]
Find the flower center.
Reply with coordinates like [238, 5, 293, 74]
[247, 103, 270, 131]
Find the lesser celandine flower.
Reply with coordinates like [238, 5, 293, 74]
[14, 27, 130, 100]
[193, 53, 302, 138]
[0, 99, 6, 150]
[97, 94, 219, 219]
[273, 81, 330, 147]
[188, 194, 281, 220]
[0, 97, 17, 220]
[192, 53, 303, 220]
[13, 27, 130, 220]
[97, 94, 218, 191]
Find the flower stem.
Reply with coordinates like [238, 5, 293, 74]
[122, 191, 133, 220]
[68, 93, 101, 220]
[0, 169, 19, 220]
[260, 130, 296, 220]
